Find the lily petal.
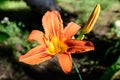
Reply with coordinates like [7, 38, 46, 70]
[57, 53, 72, 74]
[66, 40, 94, 53]
[63, 22, 80, 39]
[28, 30, 45, 44]
[42, 10, 63, 38]
[19, 45, 52, 65]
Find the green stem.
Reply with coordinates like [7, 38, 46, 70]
[77, 31, 85, 40]
[72, 58, 83, 80]
[73, 30, 84, 80]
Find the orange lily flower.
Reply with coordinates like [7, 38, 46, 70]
[19, 10, 94, 74]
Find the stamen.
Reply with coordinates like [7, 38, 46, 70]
[46, 36, 68, 55]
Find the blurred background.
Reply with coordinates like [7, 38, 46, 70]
[0, 0, 120, 80]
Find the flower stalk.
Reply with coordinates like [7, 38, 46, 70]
[72, 58, 83, 80]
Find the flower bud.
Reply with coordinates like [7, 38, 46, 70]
[82, 4, 100, 34]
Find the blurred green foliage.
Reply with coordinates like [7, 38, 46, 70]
[0, 17, 35, 60]
[0, 0, 29, 10]
[104, 20, 120, 57]
[99, 56, 120, 80]
[105, 20, 120, 39]
[57, 0, 120, 24]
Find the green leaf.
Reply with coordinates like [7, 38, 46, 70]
[99, 57, 120, 80]
[0, 31, 9, 42]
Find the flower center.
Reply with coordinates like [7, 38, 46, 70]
[46, 36, 68, 55]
